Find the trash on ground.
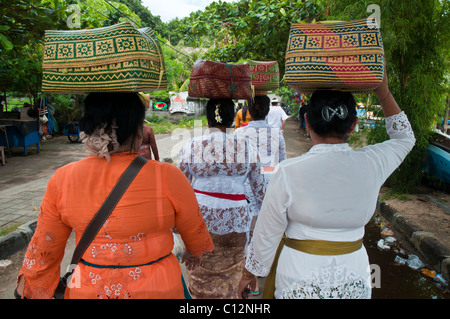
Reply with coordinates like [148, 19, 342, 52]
[377, 239, 391, 251]
[380, 227, 395, 238]
[434, 274, 448, 286]
[0, 260, 12, 268]
[384, 236, 397, 246]
[421, 268, 437, 279]
[394, 254, 425, 270]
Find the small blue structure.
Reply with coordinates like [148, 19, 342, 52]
[423, 142, 450, 184]
[356, 109, 366, 117]
[0, 121, 40, 155]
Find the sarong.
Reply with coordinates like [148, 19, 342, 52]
[187, 232, 247, 299]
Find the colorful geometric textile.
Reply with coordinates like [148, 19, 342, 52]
[285, 19, 384, 94]
[188, 60, 253, 99]
[246, 60, 279, 93]
[42, 22, 167, 93]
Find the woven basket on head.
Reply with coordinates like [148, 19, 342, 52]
[245, 60, 280, 94]
[285, 19, 384, 94]
[41, 22, 167, 94]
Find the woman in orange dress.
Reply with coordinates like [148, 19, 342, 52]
[234, 102, 251, 129]
[15, 92, 213, 299]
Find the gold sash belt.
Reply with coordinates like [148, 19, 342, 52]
[262, 235, 363, 299]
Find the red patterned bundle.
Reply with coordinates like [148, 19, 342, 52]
[188, 60, 253, 99]
[285, 19, 385, 94]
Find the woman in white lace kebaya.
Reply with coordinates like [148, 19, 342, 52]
[235, 95, 287, 217]
[178, 99, 266, 299]
[238, 68, 416, 299]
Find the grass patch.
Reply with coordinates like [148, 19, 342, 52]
[379, 188, 410, 201]
[0, 223, 22, 236]
[146, 115, 207, 134]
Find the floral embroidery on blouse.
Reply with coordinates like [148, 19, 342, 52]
[385, 111, 414, 137]
[178, 131, 266, 235]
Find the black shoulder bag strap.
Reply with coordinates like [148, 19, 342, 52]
[56, 155, 148, 297]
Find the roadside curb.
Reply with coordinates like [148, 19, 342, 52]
[377, 200, 450, 284]
[0, 219, 37, 260]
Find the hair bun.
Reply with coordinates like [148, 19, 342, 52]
[321, 105, 348, 122]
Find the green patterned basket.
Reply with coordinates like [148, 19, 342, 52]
[42, 22, 167, 93]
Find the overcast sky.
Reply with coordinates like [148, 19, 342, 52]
[140, 0, 239, 22]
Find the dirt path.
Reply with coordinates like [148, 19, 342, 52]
[379, 188, 450, 248]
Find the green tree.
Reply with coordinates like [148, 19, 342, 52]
[179, 0, 325, 71]
[77, 0, 142, 29]
[327, 0, 450, 192]
[171, 0, 326, 120]
[0, 0, 68, 104]
[113, 0, 168, 37]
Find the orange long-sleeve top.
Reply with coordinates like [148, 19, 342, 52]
[234, 109, 251, 129]
[18, 153, 213, 299]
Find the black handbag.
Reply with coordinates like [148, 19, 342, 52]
[53, 156, 148, 299]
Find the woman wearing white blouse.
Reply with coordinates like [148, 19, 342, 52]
[178, 99, 266, 299]
[238, 65, 416, 299]
[235, 95, 287, 218]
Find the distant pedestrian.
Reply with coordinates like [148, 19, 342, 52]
[299, 101, 309, 135]
[234, 101, 251, 129]
[138, 124, 159, 161]
[266, 98, 288, 133]
[235, 95, 286, 217]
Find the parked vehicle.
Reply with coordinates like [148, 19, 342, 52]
[63, 120, 80, 143]
[281, 102, 292, 115]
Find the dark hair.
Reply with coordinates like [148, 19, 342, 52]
[242, 101, 249, 121]
[249, 95, 270, 120]
[306, 90, 357, 138]
[80, 92, 145, 145]
[206, 99, 235, 128]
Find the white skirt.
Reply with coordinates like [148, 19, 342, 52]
[274, 245, 372, 299]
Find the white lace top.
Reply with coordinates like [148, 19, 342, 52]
[245, 112, 416, 299]
[178, 131, 266, 235]
[235, 120, 287, 216]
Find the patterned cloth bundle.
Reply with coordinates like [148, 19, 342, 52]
[41, 22, 167, 93]
[245, 60, 280, 95]
[285, 19, 384, 94]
